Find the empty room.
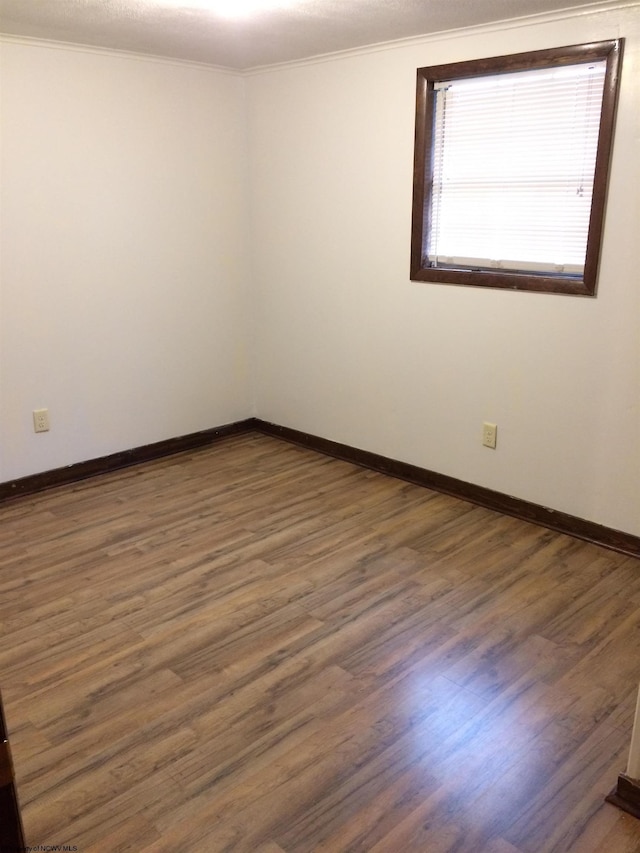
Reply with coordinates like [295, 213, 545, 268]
[1, 0, 639, 851]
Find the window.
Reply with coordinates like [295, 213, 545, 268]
[410, 41, 623, 295]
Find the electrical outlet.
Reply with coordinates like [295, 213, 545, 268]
[482, 422, 497, 449]
[33, 408, 50, 433]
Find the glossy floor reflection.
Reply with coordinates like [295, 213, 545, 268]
[1, 432, 639, 852]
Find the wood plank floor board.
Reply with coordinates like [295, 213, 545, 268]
[501, 719, 629, 852]
[34, 766, 185, 852]
[1, 432, 639, 852]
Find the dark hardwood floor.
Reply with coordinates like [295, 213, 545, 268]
[1, 432, 639, 852]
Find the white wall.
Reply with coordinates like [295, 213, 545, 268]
[247, 4, 640, 536]
[0, 41, 252, 481]
[1, 5, 638, 538]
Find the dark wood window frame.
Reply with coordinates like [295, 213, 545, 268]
[410, 40, 624, 296]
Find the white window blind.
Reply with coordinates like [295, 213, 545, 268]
[428, 60, 607, 275]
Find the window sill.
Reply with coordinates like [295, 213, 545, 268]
[409, 264, 596, 296]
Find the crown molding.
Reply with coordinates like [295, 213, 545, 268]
[2, 1, 636, 74]
[0, 32, 241, 76]
[243, 0, 637, 75]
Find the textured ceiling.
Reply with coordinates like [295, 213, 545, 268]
[0, 0, 622, 70]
